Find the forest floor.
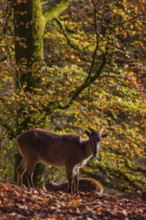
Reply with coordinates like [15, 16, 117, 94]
[0, 180, 146, 220]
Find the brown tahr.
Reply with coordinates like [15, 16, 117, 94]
[45, 177, 104, 193]
[16, 127, 107, 193]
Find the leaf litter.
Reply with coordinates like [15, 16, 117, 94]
[0, 181, 146, 219]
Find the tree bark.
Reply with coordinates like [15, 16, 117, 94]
[13, 0, 46, 186]
[13, 0, 45, 91]
[13, 0, 72, 187]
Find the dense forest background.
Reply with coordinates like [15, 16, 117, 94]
[0, 0, 146, 195]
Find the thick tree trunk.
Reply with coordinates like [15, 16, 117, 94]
[13, 0, 45, 90]
[13, 0, 72, 187]
[13, 0, 45, 187]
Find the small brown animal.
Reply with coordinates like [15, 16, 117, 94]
[16, 127, 107, 193]
[45, 177, 103, 193]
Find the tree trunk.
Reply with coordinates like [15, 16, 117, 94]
[13, 0, 45, 90]
[13, 0, 45, 187]
[13, 0, 72, 187]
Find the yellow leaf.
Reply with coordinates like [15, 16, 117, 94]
[113, 8, 118, 13]
[129, 71, 135, 76]
[71, 55, 75, 59]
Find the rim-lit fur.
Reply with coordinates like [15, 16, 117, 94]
[45, 177, 103, 193]
[16, 128, 106, 193]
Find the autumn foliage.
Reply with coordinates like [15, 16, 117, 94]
[0, 0, 146, 194]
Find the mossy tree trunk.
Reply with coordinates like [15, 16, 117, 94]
[12, 0, 72, 187]
[13, 0, 45, 90]
[13, 0, 46, 187]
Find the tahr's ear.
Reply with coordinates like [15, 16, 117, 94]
[48, 177, 54, 184]
[101, 133, 108, 138]
[99, 128, 104, 135]
[85, 130, 90, 136]
[88, 127, 94, 133]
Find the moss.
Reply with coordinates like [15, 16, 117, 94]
[32, 0, 46, 60]
[44, 0, 72, 22]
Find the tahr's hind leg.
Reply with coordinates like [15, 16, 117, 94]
[25, 160, 37, 188]
[65, 166, 74, 193]
[17, 158, 26, 186]
[74, 172, 79, 193]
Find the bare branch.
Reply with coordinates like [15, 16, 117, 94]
[53, 18, 78, 50]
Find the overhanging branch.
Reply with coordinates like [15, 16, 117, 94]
[68, 53, 107, 106]
[44, 0, 72, 22]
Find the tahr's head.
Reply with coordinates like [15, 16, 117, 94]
[85, 128, 107, 157]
